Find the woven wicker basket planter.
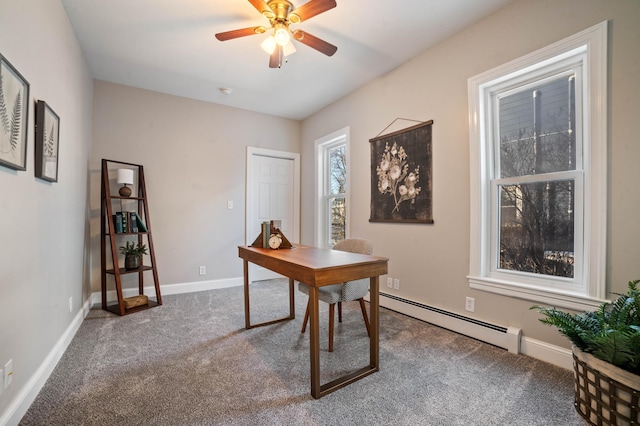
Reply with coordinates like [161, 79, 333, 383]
[572, 346, 640, 425]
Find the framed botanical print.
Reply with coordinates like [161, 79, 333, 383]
[35, 100, 60, 182]
[370, 120, 434, 223]
[0, 54, 30, 171]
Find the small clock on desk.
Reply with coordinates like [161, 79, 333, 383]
[268, 233, 282, 249]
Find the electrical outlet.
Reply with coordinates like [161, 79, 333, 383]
[393, 278, 400, 290]
[465, 297, 475, 312]
[199, 266, 206, 275]
[227, 200, 233, 209]
[69, 297, 73, 314]
[386, 277, 393, 288]
[4, 359, 13, 389]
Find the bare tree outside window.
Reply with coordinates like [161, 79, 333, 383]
[328, 144, 346, 244]
[497, 74, 576, 278]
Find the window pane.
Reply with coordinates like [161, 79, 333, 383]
[499, 180, 574, 278]
[499, 74, 576, 178]
[329, 145, 346, 195]
[329, 197, 346, 245]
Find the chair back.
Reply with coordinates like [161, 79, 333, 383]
[333, 238, 373, 256]
[333, 238, 373, 301]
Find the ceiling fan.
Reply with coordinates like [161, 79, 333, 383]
[215, 0, 337, 68]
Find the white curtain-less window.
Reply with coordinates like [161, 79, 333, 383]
[315, 127, 349, 248]
[467, 22, 608, 311]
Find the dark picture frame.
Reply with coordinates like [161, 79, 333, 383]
[0, 54, 30, 171]
[369, 120, 433, 223]
[35, 100, 60, 182]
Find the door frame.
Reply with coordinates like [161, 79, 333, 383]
[245, 147, 300, 246]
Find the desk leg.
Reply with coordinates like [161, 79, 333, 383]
[309, 285, 321, 398]
[313, 276, 380, 398]
[243, 262, 296, 329]
[370, 276, 380, 370]
[243, 259, 250, 329]
[289, 278, 295, 319]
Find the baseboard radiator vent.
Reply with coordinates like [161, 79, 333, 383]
[379, 292, 522, 354]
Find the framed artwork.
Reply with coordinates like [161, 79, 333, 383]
[370, 120, 433, 223]
[0, 54, 30, 171]
[35, 100, 60, 182]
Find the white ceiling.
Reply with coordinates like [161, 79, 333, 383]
[61, 0, 513, 120]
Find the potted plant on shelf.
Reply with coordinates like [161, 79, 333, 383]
[119, 241, 148, 270]
[531, 280, 640, 425]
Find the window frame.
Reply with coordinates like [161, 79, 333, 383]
[315, 127, 350, 248]
[467, 22, 608, 311]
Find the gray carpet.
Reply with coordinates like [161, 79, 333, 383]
[20, 279, 584, 425]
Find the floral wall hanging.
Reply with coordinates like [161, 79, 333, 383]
[369, 120, 433, 223]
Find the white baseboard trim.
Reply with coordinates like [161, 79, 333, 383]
[1, 299, 91, 426]
[375, 291, 573, 370]
[520, 336, 573, 370]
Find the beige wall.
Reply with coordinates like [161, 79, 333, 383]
[89, 81, 301, 291]
[0, 0, 93, 418]
[300, 0, 640, 349]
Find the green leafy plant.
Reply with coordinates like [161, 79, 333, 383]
[119, 241, 147, 258]
[531, 280, 640, 375]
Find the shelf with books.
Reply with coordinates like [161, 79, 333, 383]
[110, 211, 147, 234]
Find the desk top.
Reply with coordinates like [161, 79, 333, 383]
[238, 244, 388, 287]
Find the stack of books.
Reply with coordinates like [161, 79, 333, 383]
[112, 211, 147, 233]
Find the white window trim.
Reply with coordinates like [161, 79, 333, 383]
[314, 126, 350, 248]
[467, 21, 608, 311]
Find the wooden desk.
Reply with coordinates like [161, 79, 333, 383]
[238, 244, 388, 399]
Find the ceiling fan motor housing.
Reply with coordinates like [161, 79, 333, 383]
[266, 0, 295, 21]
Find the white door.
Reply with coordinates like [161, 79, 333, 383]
[246, 147, 300, 281]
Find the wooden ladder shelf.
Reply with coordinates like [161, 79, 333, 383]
[100, 159, 162, 315]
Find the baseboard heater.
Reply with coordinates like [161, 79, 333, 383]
[378, 292, 522, 354]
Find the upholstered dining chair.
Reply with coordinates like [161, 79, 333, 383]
[298, 238, 373, 352]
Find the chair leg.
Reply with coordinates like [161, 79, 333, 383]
[358, 298, 371, 337]
[329, 303, 335, 352]
[338, 301, 342, 323]
[301, 300, 309, 333]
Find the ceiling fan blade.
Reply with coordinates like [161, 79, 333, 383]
[269, 44, 283, 68]
[215, 26, 266, 41]
[248, 0, 275, 19]
[293, 30, 337, 56]
[289, 0, 336, 23]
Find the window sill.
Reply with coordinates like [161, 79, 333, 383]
[467, 276, 609, 311]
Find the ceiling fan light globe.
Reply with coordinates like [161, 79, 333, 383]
[274, 27, 290, 46]
[282, 40, 296, 57]
[261, 35, 277, 54]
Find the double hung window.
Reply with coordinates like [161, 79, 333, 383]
[467, 22, 608, 310]
[316, 128, 349, 247]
